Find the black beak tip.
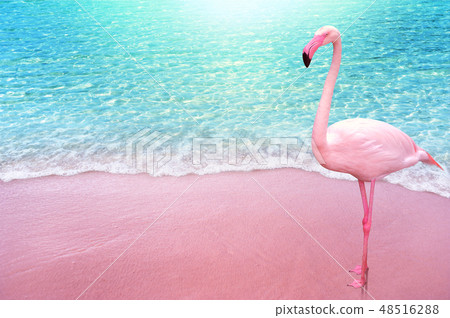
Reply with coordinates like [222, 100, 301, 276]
[303, 52, 311, 68]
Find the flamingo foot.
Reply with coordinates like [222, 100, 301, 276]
[349, 265, 362, 275]
[349, 265, 369, 275]
[347, 279, 366, 288]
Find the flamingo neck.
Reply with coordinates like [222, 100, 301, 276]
[312, 37, 341, 150]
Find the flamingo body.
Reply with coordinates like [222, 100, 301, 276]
[319, 118, 429, 181]
[302, 25, 442, 288]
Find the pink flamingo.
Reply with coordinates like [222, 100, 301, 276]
[302, 26, 443, 288]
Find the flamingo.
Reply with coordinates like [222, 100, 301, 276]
[302, 26, 443, 288]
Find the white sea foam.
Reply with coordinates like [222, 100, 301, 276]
[1, 139, 448, 199]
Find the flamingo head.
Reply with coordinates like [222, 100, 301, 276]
[303, 26, 340, 68]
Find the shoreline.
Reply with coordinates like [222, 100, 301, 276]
[1, 168, 449, 299]
[1, 161, 448, 199]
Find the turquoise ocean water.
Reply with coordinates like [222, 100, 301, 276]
[1, 0, 449, 197]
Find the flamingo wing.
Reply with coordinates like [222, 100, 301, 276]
[322, 118, 419, 181]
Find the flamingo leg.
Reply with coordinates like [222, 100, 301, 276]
[349, 179, 376, 288]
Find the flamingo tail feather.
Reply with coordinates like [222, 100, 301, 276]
[426, 152, 443, 170]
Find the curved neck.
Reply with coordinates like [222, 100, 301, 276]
[312, 38, 341, 149]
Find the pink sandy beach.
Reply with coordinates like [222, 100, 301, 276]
[0, 168, 449, 300]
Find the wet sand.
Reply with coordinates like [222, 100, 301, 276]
[0, 169, 449, 299]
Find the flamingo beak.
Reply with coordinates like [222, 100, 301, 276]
[303, 34, 326, 68]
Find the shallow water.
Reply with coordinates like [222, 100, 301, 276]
[0, 0, 449, 196]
